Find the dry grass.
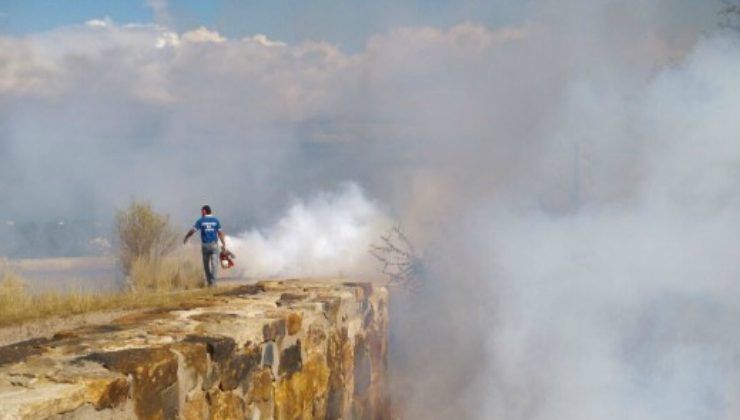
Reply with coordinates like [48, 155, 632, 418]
[128, 253, 204, 292]
[0, 260, 213, 328]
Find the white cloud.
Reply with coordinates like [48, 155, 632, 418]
[0, 20, 518, 101]
[248, 34, 286, 48]
[84, 17, 112, 28]
[155, 31, 180, 48]
[181, 26, 225, 43]
[368, 22, 526, 51]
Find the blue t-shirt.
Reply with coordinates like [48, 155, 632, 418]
[194, 215, 222, 244]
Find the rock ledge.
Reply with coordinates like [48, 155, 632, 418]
[0, 280, 389, 420]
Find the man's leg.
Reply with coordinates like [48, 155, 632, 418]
[209, 245, 219, 285]
[202, 245, 214, 286]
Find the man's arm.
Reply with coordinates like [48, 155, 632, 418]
[218, 230, 226, 248]
[183, 228, 196, 244]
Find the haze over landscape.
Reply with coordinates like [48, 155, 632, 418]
[2, 0, 740, 418]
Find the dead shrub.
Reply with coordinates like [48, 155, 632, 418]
[116, 200, 178, 276]
[370, 225, 425, 290]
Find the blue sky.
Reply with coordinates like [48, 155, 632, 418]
[0, 0, 532, 49]
[0, 0, 722, 51]
[0, 0, 153, 32]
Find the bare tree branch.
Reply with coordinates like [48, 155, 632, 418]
[369, 225, 424, 291]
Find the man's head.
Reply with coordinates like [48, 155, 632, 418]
[201, 205, 212, 216]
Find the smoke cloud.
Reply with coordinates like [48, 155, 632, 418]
[461, 33, 740, 419]
[1, 0, 739, 418]
[391, 18, 740, 420]
[227, 182, 388, 279]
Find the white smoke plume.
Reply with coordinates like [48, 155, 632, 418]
[227, 183, 389, 279]
[463, 34, 740, 420]
[391, 30, 740, 420]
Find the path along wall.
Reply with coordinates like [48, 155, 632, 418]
[0, 280, 389, 420]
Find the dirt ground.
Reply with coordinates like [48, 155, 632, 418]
[0, 309, 135, 347]
[0, 279, 253, 347]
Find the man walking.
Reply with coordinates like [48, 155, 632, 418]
[183, 205, 226, 286]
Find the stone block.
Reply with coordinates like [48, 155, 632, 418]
[279, 340, 303, 378]
[83, 347, 179, 420]
[206, 389, 244, 420]
[286, 312, 303, 336]
[219, 344, 261, 391]
[262, 319, 286, 342]
[182, 336, 235, 365]
[182, 389, 208, 420]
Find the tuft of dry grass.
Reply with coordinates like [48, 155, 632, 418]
[128, 253, 204, 292]
[0, 271, 30, 319]
[0, 263, 214, 328]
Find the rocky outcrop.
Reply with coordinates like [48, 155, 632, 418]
[0, 280, 389, 419]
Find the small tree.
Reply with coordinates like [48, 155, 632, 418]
[116, 201, 178, 276]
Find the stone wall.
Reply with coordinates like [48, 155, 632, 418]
[0, 280, 390, 420]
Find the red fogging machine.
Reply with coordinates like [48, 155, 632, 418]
[220, 247, 236, 269]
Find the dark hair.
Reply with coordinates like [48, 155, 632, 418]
[201, 205, 212, 214]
